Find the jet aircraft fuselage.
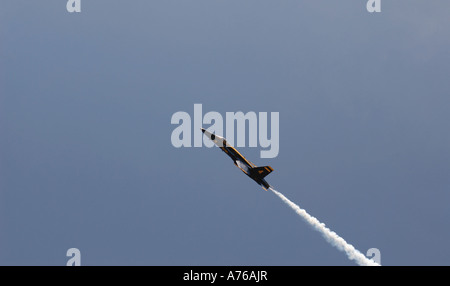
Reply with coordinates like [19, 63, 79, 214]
[201, 128, 273, 191]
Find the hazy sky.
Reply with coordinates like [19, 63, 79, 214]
[1, 0, 449, 265]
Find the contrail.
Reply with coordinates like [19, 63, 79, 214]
[269, 187, 380, 266]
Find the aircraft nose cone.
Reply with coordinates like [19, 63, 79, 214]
[201, 128, 206, 133]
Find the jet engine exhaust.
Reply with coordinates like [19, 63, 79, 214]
[269, 187, 380, 266]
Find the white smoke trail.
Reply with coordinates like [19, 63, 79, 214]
[269, 187, 380, 266]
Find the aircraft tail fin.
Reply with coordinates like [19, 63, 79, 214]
[252, 166, 273, 178]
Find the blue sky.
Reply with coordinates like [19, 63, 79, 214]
[1, 0, 449, 265]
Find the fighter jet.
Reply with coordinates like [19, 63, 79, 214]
[201, 128, 273, 191]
